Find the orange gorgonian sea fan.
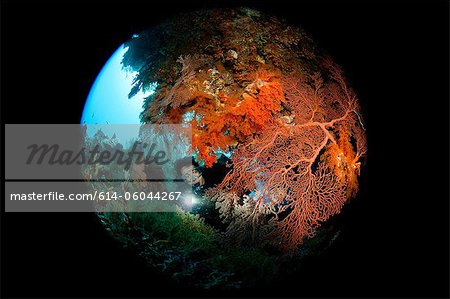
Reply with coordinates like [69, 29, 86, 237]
[208, 58, 367, 251]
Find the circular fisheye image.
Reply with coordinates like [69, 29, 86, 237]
[81, 7, 367, 289]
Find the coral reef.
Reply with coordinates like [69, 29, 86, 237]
[93, 7, 369, 288]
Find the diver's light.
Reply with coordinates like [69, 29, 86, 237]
[184, 193, 199, 207]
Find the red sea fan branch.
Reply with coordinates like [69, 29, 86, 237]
[209, 62, 367, 251]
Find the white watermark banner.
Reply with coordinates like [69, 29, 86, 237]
[5, 124, 194, 212]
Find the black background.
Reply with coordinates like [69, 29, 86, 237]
[1, 0, 449, 298]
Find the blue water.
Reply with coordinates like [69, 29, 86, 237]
[81, 44, 153, 125]
[80, 44, 155, 143]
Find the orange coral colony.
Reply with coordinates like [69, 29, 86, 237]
[123, 8, 367, 251]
